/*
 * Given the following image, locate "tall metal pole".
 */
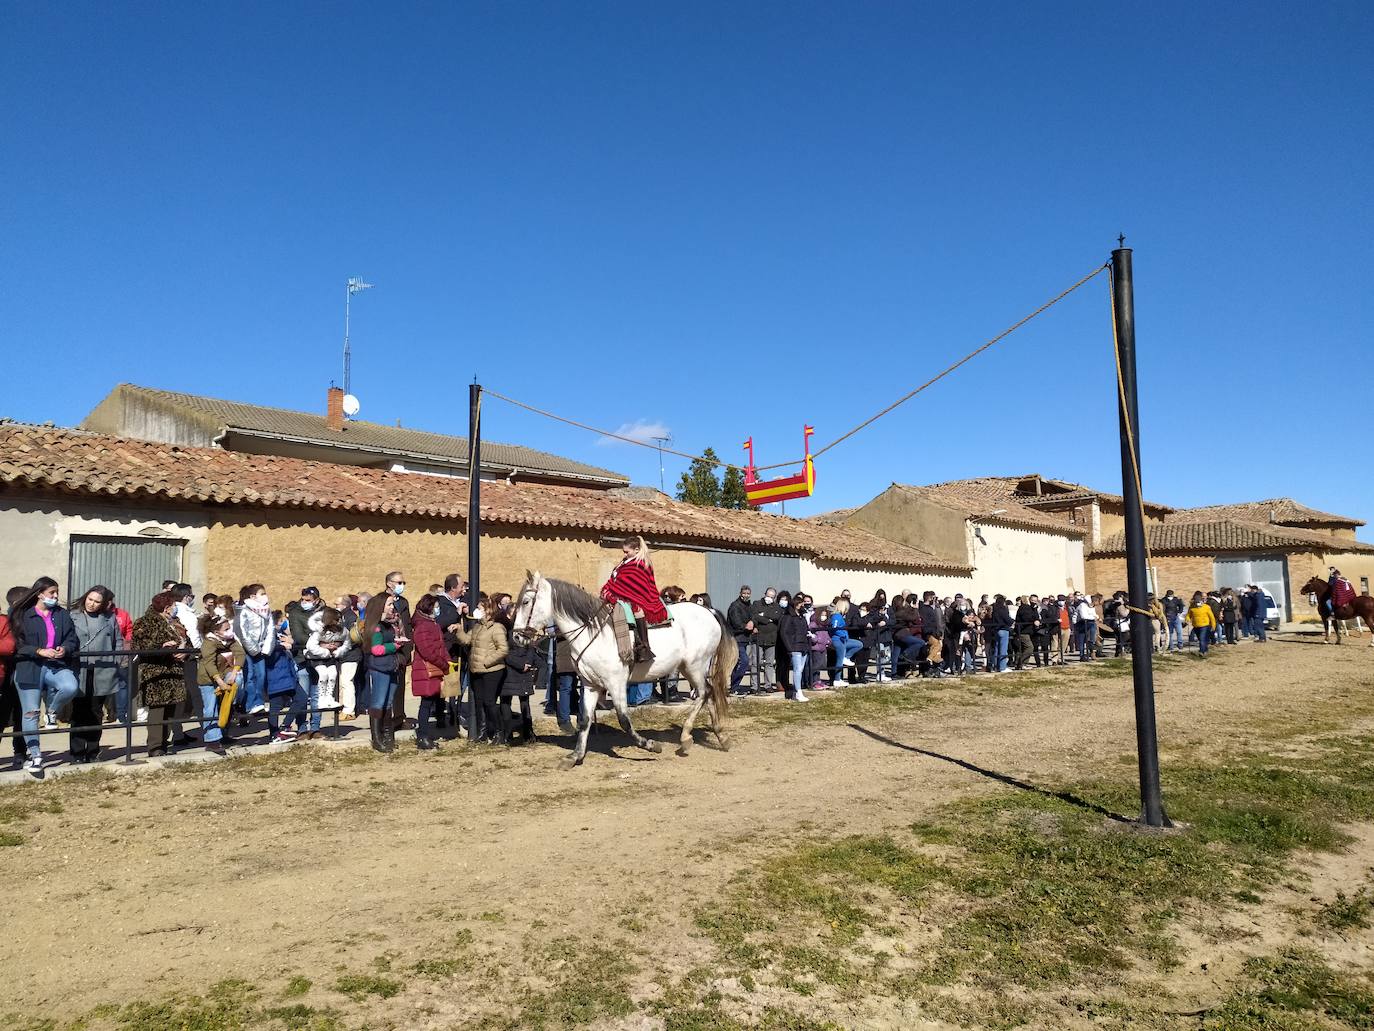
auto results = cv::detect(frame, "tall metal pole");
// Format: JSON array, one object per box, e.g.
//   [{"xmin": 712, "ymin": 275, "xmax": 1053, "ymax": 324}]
[
  {"xmin": 466, "ymin": 381, "xmax": 482, "ymax": 739},
  {"xmin": 1113, "ymin": 242, "xmax": 1169, "ymax": 828},
  {"xmin": 343, "ymin": 283, "xmax": 352, "ymax": 397}
]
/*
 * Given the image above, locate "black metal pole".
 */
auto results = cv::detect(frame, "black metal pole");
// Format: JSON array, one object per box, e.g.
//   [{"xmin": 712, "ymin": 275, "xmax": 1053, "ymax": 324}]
[
  {"xmin": 1113, "ymin": 244, "xmax": 1169, "ymax": 828},
  {"xmin": 466, "ymin": 381, "xmax": 482, "ymax": 740}
]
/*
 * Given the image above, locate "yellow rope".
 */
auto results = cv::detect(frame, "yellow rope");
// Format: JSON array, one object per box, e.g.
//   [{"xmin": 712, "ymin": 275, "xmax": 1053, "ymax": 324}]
[{"xmin": 1108, "ymin": 269, "xmax": 1158, "ymax": 619}]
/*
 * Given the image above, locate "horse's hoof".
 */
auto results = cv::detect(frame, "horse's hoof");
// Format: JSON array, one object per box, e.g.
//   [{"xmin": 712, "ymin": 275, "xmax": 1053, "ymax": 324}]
[
  {"xmin": 559, "ymin": 756, "xmax": 580, "ymax": 771},
  {"xmin": 717, "ymin": 734, "xmax": 732, "ymax": 752},
  {"xmin": 645, "ymin": 740, "xmax": 663, "ymax": 754},
  {"xmin": 676, "ymin": 746, "xmax": 690, "ymax": 758}
]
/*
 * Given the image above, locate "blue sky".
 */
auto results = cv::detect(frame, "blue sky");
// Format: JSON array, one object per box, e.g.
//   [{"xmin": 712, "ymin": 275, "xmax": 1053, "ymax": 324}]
[{"xmin": 4, "ymin": 2, "xmax": 1371, "ymax": 535}]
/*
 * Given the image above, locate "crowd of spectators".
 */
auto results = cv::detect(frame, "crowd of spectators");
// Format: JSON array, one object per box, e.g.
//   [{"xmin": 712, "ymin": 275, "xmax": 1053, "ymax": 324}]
[{"xmin": 0, "ymin": 570, "xmax": 1291, "ymax": 779}]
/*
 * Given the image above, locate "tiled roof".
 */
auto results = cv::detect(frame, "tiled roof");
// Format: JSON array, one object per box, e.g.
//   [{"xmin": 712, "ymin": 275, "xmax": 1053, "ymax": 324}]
[
  {"xmin": 0, "ymin": 424, "xmax": 965, "ymax": 572},
  {"xmin": 86, "ymin": 384, "xmax": 629, "ymax": 486},
  {"xmin": 926, "ymin": 474, "xmax": 1174, "ymax": 513},
  {"xmin": 892, "ymin": 482, "xmax": 1086, "ymax": 537},
  {"xmin": 1094, "ymin": 519, "xmax": 1374, "ymax": 556},
  {"xmin": 1168, "ymin": 498, "xmax": 1364, "ymax": 528}
]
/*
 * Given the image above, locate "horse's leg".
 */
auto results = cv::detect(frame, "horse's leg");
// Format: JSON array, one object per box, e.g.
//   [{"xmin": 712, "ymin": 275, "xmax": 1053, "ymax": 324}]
[
  {"xmin": 560, "ymin": 685, "xmax": 598, "ymax": 771},
  {"xmin": 608, "ymin": 684, "xmax": 661, "ymax": 755},
  {"xmin": 675, "ymin": 666, "xmax": 710, "ymax": 757}
]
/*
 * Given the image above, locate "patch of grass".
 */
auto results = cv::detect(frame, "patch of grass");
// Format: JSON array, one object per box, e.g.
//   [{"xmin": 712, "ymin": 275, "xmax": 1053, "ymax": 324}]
[
  {"xmin": 411, "ymin": 956, "xmax": 462, "ymax": 980},
  {"xmin": 695, "ymin": 731, "xmax": 1374, "ymax": 1021},
  {"xmin": 0, "ymin": 830, "xmax": 24, "ymax": 846},
  {"xmin": 113, "ymin": 979, "xmax": 259, "ymax": 1031},
  {"xmin": 280, "ymin": 975, "xmax": 311, "ymax": 998},
  {"xmin": 332, "ymin": 973, "xmax": 401, "ymax": 1001},
  {"xmin": 1316, "ymin": 887, "xmax": 1374, "ymax": 932},
  {"xmin": 1201, "ymin": 949, "xmax": 1374, "ymax": 1029}
]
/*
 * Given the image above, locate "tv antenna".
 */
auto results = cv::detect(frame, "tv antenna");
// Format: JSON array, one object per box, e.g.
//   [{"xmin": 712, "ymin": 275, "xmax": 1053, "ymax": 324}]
[{"xmin": 343, "ymin": 277, "xmax": 374, "ymax": 399}]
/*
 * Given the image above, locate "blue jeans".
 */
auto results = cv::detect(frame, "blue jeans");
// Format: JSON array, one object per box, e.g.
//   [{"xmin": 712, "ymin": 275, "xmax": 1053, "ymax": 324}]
[
  {"xmin": 115, "ymin": 665, "xmax": 131, "ymax": 723},
  {"xmin": 835, "ymin": 639, "xmax": 862, "ymax": 672},
  {"xmin": 1167, "ymin": 616, "xmax": 1183, "ymax": 651},
  {"xmin": 555, "ymin": 673, "xmax": 578, "ymax": 723},
  {"xmin": 241, "ymin": 655, "xmax": 266, "ymax": 712},
  {"xmin": 19, "ymin": 666, "xmax": 80, "ymax": 757},
  {"xmin": 1197, "ymin": 626, "xmax": 1212, "ymax": 654},
  {"xmin": 367, "ymin": 669, "xmax": 398, "ymax": 711},
  {"xmin": 992, "ymin": 630, "xmax": 1010, "ymax": 672},
  {"xmin": 789, "ymin": 651, "xmax": 807, "ymax": 695},
  {"xmin": 1077, "ymin": 623, "xmax": 1097, "ymax": 661},
  {"xmin": 197, "ymin": 685, "xmax": 223, "ymax": 743},
  {"xmin": 1251, "ymin": 617, "xmax": 1267, "ymax": 641},
  {"xmin": 295, "ymin": 662, "xmax": 321, "ymax": 732},
  {"xmin": 730, "ymin": 637, "xmax": 752, "ymax": 690}
]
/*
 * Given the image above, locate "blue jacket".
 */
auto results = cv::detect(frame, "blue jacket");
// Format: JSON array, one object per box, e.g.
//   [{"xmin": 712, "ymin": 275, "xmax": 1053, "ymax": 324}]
[
  {"xmin": 11, "ymin": 606, "xmax": 79, "ymax": 691},
  {"xmin": 263, "ymin": 647, "xmax": 299, "ymax": 698},
  {"xmin": 828, "ymin": 612, "xmax": 850, "ymax": 643}
]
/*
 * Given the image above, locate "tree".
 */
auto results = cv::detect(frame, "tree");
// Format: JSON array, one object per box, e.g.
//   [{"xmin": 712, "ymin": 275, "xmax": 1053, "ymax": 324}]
[
  {"xmin": 675, "ymin": 447, "xmax": 723, "ymax": 507},
  {"xmin": 720, "ymin": 465, "xmax": 749, "ymax": 510}
]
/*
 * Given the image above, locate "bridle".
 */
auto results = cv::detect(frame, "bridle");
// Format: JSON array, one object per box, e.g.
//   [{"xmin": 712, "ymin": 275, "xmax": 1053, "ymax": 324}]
[{"xmin": 512, "ymin": 577, "xmax": 615, "ymax": 666}]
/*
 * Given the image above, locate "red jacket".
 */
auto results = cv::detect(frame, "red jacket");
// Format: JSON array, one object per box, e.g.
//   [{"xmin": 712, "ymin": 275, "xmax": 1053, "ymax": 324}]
[
  {"xmin": 0, "ymin": 614, "xmax": 14, "ymax": 682},
  {"xmin": 409, "ymin": 615, "xmax": 448, "ymax": 697},
  {"xmin": 601, "ymin": 558, "xmax": 668, "ymax": 624}
]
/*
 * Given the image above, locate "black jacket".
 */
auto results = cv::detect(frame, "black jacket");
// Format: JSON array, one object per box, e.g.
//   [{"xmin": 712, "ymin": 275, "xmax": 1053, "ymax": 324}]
[
  {"xmin": 988, "ymin": 603, "xmax": 1014, "ymax": 632},
  {"xmin": 1014, "ymin": 603, "xmax": 1038, "ymax": 635},
  {"xmin": 918, "ymin": 603, "xmax": 944, "ymax": 638},
  {"xmin": 1037, "ymin": 601, "xmax": 1060, "ymax": 638},
  {"xmin": 1162, "ymin": 594, "xmax": 1186, "ymax": 619},
  {"xmin": 502, "ymin": 638, "xmax": 543, "ymax": 697},
  {"xmin": 946, "ymin": 607, "xmax": 967, "ymax": 637},
  {"xmin": 726, "ymin": 598, "xmax": 755, "ymax": 639},
  {"xmin": 779, "ymin": 611, "xmax": 811, "ymax": 653},
  {"xmin": 893, "ymin": 605, "xmax": 924, "ymax": 643},
  {"xmin": 435, "ymin": 594, "xmax": 463, "ymax": 654},
  {"xmin": 749, "ymin": 600, "xmax": 781, "ymax": 647}
]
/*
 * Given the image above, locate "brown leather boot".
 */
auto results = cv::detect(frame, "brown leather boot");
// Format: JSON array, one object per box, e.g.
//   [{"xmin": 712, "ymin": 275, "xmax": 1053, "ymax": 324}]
[{"xmin": 633, "ymin": 619, "xmax": 654, "ymax": 663}]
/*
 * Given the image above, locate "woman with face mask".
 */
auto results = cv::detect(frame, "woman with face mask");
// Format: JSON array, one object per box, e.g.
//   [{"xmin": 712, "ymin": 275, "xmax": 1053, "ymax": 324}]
[
  {"xmin": 130, "ymin": 590, "xmax": 190, "ymax": 758},
  {"xmin": 778, "ymin": 594, "xmax": 812, "ymax": 702},
  {"xmin": 234, "ymin": 584, "xmax": 275, "ymax": 719},
  {"xmin": 68, "ymin": 585, "xmax": 120, "ymax": 763},
  {"xmin": 9, "ymin": 577, "xmax": 81, "ymax": 776},
  {"xmin": 451, "ymin": 592, "xmax": 511, "ymax": 744}
]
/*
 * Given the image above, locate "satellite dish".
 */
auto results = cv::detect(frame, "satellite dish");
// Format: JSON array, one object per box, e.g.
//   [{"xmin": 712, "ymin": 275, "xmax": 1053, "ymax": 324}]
[{"xmin": 342, "ymin": 394, "xmax": 361, "ymax": 417}]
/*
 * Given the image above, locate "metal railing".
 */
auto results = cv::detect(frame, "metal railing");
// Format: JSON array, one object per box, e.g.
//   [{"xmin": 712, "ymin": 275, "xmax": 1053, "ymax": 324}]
[{"xmin": 16, "ymin": 649, "xmax": 344, "ymax": 768}]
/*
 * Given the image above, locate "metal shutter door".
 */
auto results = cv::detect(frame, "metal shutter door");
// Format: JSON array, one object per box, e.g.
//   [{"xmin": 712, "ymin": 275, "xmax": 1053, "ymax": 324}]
[
  {"xmin": 1213, "ymin": 555, "xmax": 1289, "ymax": 621},
  {"xmin": 68, "ymin": 537, "xmax": 185, "ymax": 612},
  {"xmin": 705, "ymin": 551, "xmax": 801, "ymax": 600}
]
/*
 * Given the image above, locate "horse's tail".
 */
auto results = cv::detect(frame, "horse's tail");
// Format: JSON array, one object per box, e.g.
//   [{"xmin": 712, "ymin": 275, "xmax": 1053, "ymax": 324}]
[{"xmin": 710, "ymin": 612, "xmax": 736, "ymax": 718}]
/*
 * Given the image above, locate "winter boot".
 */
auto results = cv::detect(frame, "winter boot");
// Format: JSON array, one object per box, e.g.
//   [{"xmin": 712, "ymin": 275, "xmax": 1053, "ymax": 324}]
[
  {"xmin": 633, "ymin": 619, "xmax": 655, "ymax": 663},
  {"xmin": 367, "ymin": 710, "xmax": 386, "ymax": 754}
]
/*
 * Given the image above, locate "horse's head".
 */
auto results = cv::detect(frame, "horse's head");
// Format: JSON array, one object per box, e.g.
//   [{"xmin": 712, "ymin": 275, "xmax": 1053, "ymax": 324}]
[
  {"xmin": 512, "ymin": 569, "xmax": 553, "ymax": 637},
  {"xmin": 1298, "ymin": 576, "xmax": 1327, "ymax": 597}
]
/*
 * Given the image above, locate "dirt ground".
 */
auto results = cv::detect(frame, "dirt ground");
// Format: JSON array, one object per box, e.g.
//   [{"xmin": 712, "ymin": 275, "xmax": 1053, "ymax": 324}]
[{"xmin": 4, "ymin": 633, "xmax": 1373, "ymax": 1029}]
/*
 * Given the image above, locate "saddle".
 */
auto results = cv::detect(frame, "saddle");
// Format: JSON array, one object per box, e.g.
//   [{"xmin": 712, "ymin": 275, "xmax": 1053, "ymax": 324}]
[{"xmin": 610, "ymin": 603, "xmax": 671, "ymax": 665}]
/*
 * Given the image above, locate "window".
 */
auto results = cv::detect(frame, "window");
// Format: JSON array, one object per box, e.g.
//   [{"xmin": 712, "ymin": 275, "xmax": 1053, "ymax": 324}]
[{"xmin": 1362, "ymin": 577, "xmax": 1371, "ymax": 595}]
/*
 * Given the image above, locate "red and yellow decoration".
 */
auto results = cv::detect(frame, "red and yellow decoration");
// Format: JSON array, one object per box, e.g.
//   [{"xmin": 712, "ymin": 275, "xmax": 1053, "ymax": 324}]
[{"xmin": 743, "ymin": 426, "xmax": 815, "ymax": 507}]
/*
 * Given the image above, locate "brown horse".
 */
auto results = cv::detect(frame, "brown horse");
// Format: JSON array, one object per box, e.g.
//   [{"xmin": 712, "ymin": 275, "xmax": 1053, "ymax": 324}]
[{"xmin": 1297, "ymin": 577, "xmax": 1374, "ymax": 646}]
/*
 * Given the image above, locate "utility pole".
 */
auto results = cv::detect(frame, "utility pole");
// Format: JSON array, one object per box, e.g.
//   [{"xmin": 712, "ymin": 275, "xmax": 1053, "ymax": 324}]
[
  {"xmin": 466, "ymin": 380, "xmax": 482, "ymax": 740},
  {"xmin": 343, "ymin": 277, "xmax": 373, "ymax": 398},
  {"xmin": 652, "ymin": 434, "xmax": 672, "ymax": 492},
  {"xmin": 1112, "ymin": 240, "xmax": 1170, "ymax": 829}
]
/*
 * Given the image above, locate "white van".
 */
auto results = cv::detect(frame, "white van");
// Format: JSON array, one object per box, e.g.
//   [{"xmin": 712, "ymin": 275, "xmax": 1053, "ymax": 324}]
[{"xmin": 1262, "ymin": 592, "xmax": 1280, "ymax": 630}]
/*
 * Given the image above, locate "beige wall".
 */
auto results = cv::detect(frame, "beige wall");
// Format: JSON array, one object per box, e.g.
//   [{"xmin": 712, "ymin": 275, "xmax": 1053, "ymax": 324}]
[
  {"xmin": 0, "ymin": 492, "xmax": 208, "ymax": 601},
  {"xmin": 1287, "ymin": 549, "xmax": 1374, "ymax": 599},
  {"xmin": 800, "ymin": 559, "xmax": 974, "ymax": 603},
  {"xmin": 844, "ymin": 488, "xmax": 971, "ymax": 565},
  {"xmin": 205, "ymin": 510, "xmax": 706, "ymax": 606},
  {"xmin": 965, "ymin": 524, "xmax": 1084, "ymax": 598}
]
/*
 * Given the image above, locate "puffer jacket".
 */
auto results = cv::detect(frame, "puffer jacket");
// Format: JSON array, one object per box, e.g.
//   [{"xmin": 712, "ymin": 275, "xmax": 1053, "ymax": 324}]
[
  {"xmin": 451, "ymin": 617, "xmax": 509, "ymax": 674},
  {"xmin": 409, "ymin": 614, "xmax": 449, "ymax": 697},
  {"xmin": 236, "ymin": 603, "xmax": 276, "ymax": 659}
]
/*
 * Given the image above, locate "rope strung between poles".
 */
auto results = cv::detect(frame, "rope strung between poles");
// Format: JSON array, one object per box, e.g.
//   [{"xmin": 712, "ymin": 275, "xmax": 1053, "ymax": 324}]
[
  {"xmin": 1108, "ymin": 266, "xmax": 1158, "ymax": 619},
  {"xmin": 485, "ymin": 262, "xmax": 1110, "ymax": 475},
  {"xmin": 760, "ymin": 262, "xmax": 1111, "ymax": 471}
]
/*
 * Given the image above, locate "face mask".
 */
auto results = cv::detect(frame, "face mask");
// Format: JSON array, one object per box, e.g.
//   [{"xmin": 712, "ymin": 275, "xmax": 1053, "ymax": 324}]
[
  {"xmin": 42, "ymin": 597, "xmax": 59, "ymax": 608},
  {"xmin": 220, "ymin": 627, "xmax": 236, "ymax": 641},
  {"xmin": 472, "ymin": 606, "xmax": 485, "ymax": 620},
  {"xmin": 301, "ymin": 601, "xmax": 315, "ymax": 611},
  {"xmin": 391, "ymin": 585, "xmax": 405, "ymax": 597},
  {"xmin": 764, "ymin": 595, "xmax": 775, "ymax": 604}
]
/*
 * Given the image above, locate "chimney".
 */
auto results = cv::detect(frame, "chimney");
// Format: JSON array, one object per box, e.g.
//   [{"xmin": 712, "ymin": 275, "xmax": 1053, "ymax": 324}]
[{"xmin": 326, "ymin": 386, "xmax": 344, "ymax": 431}]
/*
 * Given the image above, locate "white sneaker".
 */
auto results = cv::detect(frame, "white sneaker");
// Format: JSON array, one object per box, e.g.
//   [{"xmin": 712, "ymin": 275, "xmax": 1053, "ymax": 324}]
[
  {"xmin": 248, "ymin": 704, "xmax": 268, "ymax": 715},
  {"xmin": 793, "ymin": 690, "xmax": 809, "ymax": 702},
  {"xmin": 44, "ymin": 713, "xmax": 57, "ymax": 729},
  {"xmin": 878, "ymin": 674, "xmax": 892, "ymax": 683},
  {"xmin": 842, "ymin": 658, "xmax": 856, "ymax": 667},
  {"xmin": 136, "ymin": 707, "xmax": 149, "ymax": 723},
  {"xmin": 25, "ymin": 755, "xmax": 43, "ymax": 777}
]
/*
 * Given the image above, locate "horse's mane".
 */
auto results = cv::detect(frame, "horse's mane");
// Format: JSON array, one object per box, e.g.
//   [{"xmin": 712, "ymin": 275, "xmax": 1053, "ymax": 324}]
[{"xmin": 547, "ymin": 578, "xmax": 605, "ymax": 625}]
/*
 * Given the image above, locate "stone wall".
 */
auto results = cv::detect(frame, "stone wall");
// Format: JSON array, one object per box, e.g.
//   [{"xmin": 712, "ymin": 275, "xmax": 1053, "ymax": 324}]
[{"xmin": 205, "ymin": 510, "xmax": 706, "ymax": 604}]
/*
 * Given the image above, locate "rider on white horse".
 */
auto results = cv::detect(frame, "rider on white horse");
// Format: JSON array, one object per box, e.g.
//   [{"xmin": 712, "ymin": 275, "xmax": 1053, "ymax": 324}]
[{"xmin": 600, "ymin": 536, "xmax": 666, "ymax": 662}]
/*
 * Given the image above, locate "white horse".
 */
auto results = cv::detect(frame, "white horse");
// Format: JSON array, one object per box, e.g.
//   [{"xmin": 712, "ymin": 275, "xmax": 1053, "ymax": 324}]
[{"xmin": 512, "ymin": 571, "xmax": 736, "ymax": 770}]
